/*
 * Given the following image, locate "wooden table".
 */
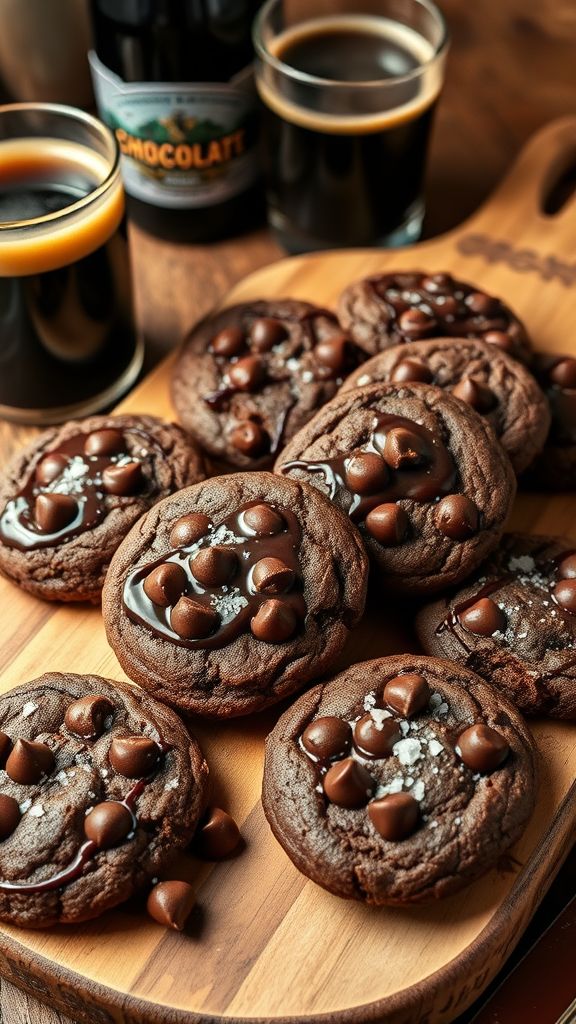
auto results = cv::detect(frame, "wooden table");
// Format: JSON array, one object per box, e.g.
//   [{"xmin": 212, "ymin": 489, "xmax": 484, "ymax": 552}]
[{"xmin": 1, "ymin": 0, "xmax": 575, "ymax": 1019}]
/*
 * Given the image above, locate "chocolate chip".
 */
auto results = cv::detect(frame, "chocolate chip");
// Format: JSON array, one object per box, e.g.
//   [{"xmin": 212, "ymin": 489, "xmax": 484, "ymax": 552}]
[
  {"xmin": 196, "ymin": 806, "xmax": 241, "ymax": 859},
  {"xmin": 368, "ymin": 792, "xmax": 419, "ymax": 841},
  {"xmin": 169, "ymin": 513, "xmax": 211, "ymax": 548},
  {"xmin": 229, "ymin": 420, "xmax": 269, "ymax": 456},
  {"xmin": 456, "ymin": 723, "xmax": 509, "ymax": 773},
  {"xmin": 250, "ymin": 599, "xmax": 298, "ymax": 643},
  {"xmin": 64, "ymin": 695, "xmax": 114, "ymax": 739},
  {"xmin": 301, "ymin": 717, "xmax": 351, "ymax": 761},
  {"xmin": 365, "ymin": 503, "xmax": 408, "ymax": 545},
  {"xmin": 549, "ymin": 358, "xmax": 576, "ymax": 389},
  {"xmin": 34, "ymin": 493, "xmax": 77, "ymax": 533},
  {"xmin": 434, "ymin": 494, "xmax": 479, "ymax": 540},
  {"xmin": 109, "ymin": 736, "xmax": 161, "ymax": 778},
  {"xmin": 5, "ymin": 739, "xmax": 54, "ymax": 784},
  {"xmin": 102, "ymin": 461, "xmax": 144, "ymax": 496},
  {"xmin": 390, "ymin": 358, "xmax": 433, "ymax": 384},
  {"xmin": 345, "ymin": 452, "xmax": 388, "ymax": 495},
  {"xmin": 435, "ymin": 295, "xmax": 459, "ymax": 317},
  {"xmin": 249, "ymin": 317, "xmax": 287, "ymax": 352},
  {"xmin": 465, "ymin": 291, "xmax": 499, "ymax": 316},
  {"xmin": 398, "ymin": 308, "xmax": 436, "ymax": 337},
  {"xmin": 314, "ymin": 334, "xmax": 349, "ymax": 373},
  {"xmin": 84, "ymin": 429, "xmax": 125, "ymax": 457},
  {"xmin": 241, "ymin": 503, "xmax": 285, "ymax": 536},
  {"xmin": 84, "ymin": 801, "xmax": 133, "ymax": 848},
  {"xmin": 227, "ymin": 355, "xmax": 265, "ymax": 392},
  {"xmin": 143, "ymin": 563, "xmax": 187, "ymax": 607},
  {"xmin": 323, "ymin": 758, "xmax": 374, "ymax": 808},
  {"xmin": 0, "ymin": 731, "xmax": 12, "ymax": 766},
  {"xmin": 558, "ymin": 553, "xmax": 576, "ymax": 579},
  {"xmin": 35, "ymin": 453, "xmax": 69, "ymax": 486},
  {"xmin": 484, "ymin": 330, "xmax": 513, "ymax": 351},
  {"xmin": 451, "ymin": 377, "xmax": 495, "ymax": 413},
  {"xmin": 353, "ymin": 714, "xmax": 401, "ymax": 759},
  {"xmin": 252, "ymin": 557, "xmax": 295, "ymax": 594},
  {"xmin": 382, "ymin": 427, "xmax": 428, "ymax": 470},
  {"xmin": 190, "ymin": 546, "xmax": 237, "ymax": 587},
  {"xmin": 383, "ymin": 674, "xmax": 430, "ymax": 718},
  {"xmin": 552, "ymin": 578, "xmax": 576, "ymax": 614},
  {"xmin": 211, "ymin": 326, "xmax": 245, "ymax": 358},
  {"xmin": 147, "ymin": 880, "xmax": 195, "ymax": 931},
  {"xmin": 0, "ymin": 794, "xmax": 21, "ymax": 840},
  {"xmin": 171, "ymin": 597, "xmax": 219, "ymax": 639},
  {"xmin": 459, "ymin": 597, "xmax": 506, "ymax": 636}
]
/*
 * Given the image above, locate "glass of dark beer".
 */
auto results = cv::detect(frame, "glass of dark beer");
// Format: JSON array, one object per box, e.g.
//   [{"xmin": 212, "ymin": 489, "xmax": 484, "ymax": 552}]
[
  {"xmin": 254, "ymin": 0, "xmax": 448, "ymax": 253},
  {"xmin": 0, "ymin": 103, "xmax": 142, "ymax": 424}
]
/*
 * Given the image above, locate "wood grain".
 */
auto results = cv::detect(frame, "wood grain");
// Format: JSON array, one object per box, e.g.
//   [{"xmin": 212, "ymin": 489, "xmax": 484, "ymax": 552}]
[{"xmin": 0, "ymin": 118, "xmax": 574, "ymax": 1024}]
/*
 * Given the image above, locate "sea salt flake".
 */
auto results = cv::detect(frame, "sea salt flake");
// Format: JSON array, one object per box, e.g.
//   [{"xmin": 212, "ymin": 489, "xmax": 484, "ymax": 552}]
[
  {"xmin": 369, "ymin": 708, "xmax": 392, "ymax": 729},
  {"xmin": 375, "ymin": 776, "xmax": 404, "ymax": 797},
  {"xmin": 356, "ymin": 374, "xmax": 372, "ymax": 386},
  {"xmin": 363, "ymin": 693, "xmax": 377, "ymax": 710},
  {"xmin": 399, "ymin": 721, "xmax": 410, "ymax": 736},
  {"xmin": 429, "ymin": 820, "xmax": 438, "ymax": 829},
  {"xmin": 29, "ymin": 804, "xmax": 45, "ymax": 817},
  {"xmin": 432, "ymin": 766, "xmax": 439, "ymax": 775},
  {"xmin": 412, "ymin": 780, "xmax": 426, "ymax": 801},
  {"xmin": 393, "ymin": 737, "xmax": 422, "ymax": 766},
  {"xmin": 435, "ymin": 702, "xmax": 449, "ymax": 716},
  {"xmin": 429, "ymin": 693, "xmax": 443, "ymax": 709},
  {"xmin": 454, "ymin": 816, "xmax": 462, "ymax": 825},
  {"xmin": 428, "ymin": 739, "xmax": 444, "ymax": 756},
  {"xmin": 19, "ymin": 799, "xmax": 32, "ymax": 813},
  {"xmin": 56, "ymin": 771, "xmax": 69, "ymax": 786},
  {"xmin": 164, "ymin": 777, "xmax": 179, "ymax": 791},
  {"xmin": 211, "ymin": 589, "xmax": 248, "ymax": 619},
  {"xmin": 21, "ymin": 701, "xmax": 38, "ymax": 717},
  {"xmin": 286, "ymin": 358, "xmax": 299, "ymax": 371},
  {"xmin": 508, "ymin": 555, "xmax": 535, "ymax": 573},
  {"xmin": 405, "ymin": 776, "xmax": 415, "ymax": 787}
]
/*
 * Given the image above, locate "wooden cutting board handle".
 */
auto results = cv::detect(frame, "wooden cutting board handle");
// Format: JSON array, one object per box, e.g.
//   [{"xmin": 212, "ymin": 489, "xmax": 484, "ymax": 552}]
[{"xmin": 459, "ymin": 115, "xmax": 576, "ymax": 253}]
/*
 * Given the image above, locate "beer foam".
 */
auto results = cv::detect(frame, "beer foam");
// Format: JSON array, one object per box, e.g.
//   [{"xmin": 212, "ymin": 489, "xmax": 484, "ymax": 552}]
[{"xmin": 259, "ymin": 15, "xmax": 444, "ymax": 135}]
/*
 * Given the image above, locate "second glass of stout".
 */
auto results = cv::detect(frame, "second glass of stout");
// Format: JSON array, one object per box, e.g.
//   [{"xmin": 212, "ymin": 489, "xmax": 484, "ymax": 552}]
[
  {"xmin": 0, "ymin": 103, "xmax": 141, "ymax": 424},
  {"xmin": 254, "ymin": 0, "xmax": 448, "ymax": 253}
]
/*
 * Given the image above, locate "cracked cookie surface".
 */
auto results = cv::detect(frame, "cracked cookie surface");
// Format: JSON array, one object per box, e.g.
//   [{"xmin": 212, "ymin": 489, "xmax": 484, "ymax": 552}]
[
  {"xmin": 337, "ymin": 271, "xmax": 531, "ymax": 360},
  {"xmin": 102, "ymin": 472, "xmax": 368, "ymax": 718},
  {"xmin": 276, "ymin": 382, "xmax": 516, "ymax": 595},
  {"xmin": 341, "ymin": 337, "xmax": 549, "ymax": 475},
  {"xmin": 0, "ymin": 415, "xmax": 205, "ymax": 603},
  {"xmin": 416, "ymin": 533, "xmax": 576, "ymax": 719},
  {"xmin": 262, "ymin": 655, "xmax": 537, "ymax": 905},
  {"xmin": 0, "ymin": 672, "xmax": 208, "ymax": 928},
  {"xmin": 171, "ymin": 299, "xmax": 363, "ymax": 469}
]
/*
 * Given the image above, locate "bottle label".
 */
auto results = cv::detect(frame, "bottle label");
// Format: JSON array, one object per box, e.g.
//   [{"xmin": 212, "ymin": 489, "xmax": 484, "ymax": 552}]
[{"xmin": 89, "ymin": 51, "xmax": 259, "ymax": 209}]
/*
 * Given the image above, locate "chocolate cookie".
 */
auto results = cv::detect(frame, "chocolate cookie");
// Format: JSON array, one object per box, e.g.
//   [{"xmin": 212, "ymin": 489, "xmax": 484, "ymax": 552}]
[
  {"xmin": 0, "ymin": 672, "xmax": 208, "ymax": 928},
  {"xmin": 102, "ymin": 472, "xmax": 368, "ymax": 717},
  {"xmin": 341, "ymin": 338, "xmax": 549, "ymax": 475},
  {"xmin": 262, "ymin": 655, "xmax": 537, "ymax": 905},
  {"xmin": 171, "ymin": 300, "xmax": 363, "ymax": 468},
  {"xmin": 0, "ymin": 414, "xmax": 205, "ymax": 603},
  {"xmin": 275, "ymin": 382, "xmax": 516, "ymax": 595},
  {"xmin": 416, "ymin": 533, "xmax": 576, "ymax": 719},
  {"xmin": 525, "ymin": 354, "xmax": 576, "ymax": 489},
  {"xmin": 337, "ymin": 271, "xmax": 531, "ymax": 361}
]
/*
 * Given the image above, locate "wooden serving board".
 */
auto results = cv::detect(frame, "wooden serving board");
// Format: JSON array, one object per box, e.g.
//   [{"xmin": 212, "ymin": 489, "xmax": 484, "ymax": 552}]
[{"xmin": 0, "ymin": 118, "xmax": 575, "ymax": 1024}]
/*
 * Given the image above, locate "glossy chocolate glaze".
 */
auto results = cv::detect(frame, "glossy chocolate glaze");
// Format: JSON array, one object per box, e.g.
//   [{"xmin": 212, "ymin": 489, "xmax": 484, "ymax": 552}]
[
  {"xmin": 282, "ymin": 414, "xmax": 456, "ymax": 522},
  {"xmin": 0, "ymin": 739, "xmax": 170, "ymax": 895},
  {"xmin": 122, "ymin": 501, "xmax": 306, "ymax": 650},
  {"xmin": 0, "ymin": 428, "xmax": 153, "ymax": 551}
]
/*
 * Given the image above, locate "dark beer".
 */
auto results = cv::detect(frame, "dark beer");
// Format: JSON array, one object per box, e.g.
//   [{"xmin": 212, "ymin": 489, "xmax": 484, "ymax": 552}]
[
  {"xmin": 255, "ymin": 12, "xmax": 446, "ymax": 252},
  {"xmin": 0, "ymin": 132, "xmax": 138, "ymax": 423}
]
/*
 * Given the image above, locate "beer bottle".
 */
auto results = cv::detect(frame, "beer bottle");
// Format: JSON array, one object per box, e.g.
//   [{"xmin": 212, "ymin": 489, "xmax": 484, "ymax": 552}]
[{"xmin": 89, "ymin": 0, "xmax": 263, "ymax": 243}]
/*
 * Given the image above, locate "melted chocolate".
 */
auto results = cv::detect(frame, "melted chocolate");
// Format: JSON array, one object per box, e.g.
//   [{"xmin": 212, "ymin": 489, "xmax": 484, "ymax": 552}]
[
  {"xmin": 282, "ymin": 414, "xmax": 456, "ymax": 522},
  {"xmin": 437, "ymin": 549, "xmax": 576, "ymax": 657},
  {"xmin": 0, "ymin": 739, "xmax": 170, "ymax": 895},
  {"xmin": 0, "ymin": 428, "xmax": 154, "ymax": 551},
  {"xmin": 122, "ymin": 501, "xmax": 306, "ymax": 650}
]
